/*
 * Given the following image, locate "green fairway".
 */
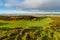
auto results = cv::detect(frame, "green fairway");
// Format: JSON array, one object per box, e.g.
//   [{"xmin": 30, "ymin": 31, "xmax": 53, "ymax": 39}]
[{"xmin": 0, "ymin": 18, "xmax": 52, "ymax": 29}]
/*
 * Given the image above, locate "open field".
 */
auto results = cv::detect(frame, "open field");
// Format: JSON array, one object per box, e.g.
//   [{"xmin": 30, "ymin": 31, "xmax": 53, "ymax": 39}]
[
  {"xmin": 0, "ymin": 18, "xmax": 52, "ymax": 29},
  {"xmin": 0, "ymin": 15, "xmax": 60, "ymax": 40}
]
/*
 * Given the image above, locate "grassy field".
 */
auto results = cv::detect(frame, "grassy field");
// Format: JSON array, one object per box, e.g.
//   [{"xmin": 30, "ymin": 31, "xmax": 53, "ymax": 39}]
[
  {"xmin": 0, "ymin": 17, "xmax": 53, "ymax": 29},
  {"xmin": 0, "ymin": 15, "xmax": 60, "ymax": 40}
]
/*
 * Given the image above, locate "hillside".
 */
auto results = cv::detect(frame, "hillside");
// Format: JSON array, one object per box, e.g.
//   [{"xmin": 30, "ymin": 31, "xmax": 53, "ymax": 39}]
[{"xmin": 0, "ymin": 15, "xmax": 60, "ymax": 40}]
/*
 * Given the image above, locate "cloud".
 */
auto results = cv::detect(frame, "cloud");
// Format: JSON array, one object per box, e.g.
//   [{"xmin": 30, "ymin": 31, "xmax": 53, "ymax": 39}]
[
  {"xmin": 20, "ymin": 0, "xmax": 49, "ymax": 8},
  {"xmin": 2, "ymin": 0, "xmax": 60, "ymax": 12}
]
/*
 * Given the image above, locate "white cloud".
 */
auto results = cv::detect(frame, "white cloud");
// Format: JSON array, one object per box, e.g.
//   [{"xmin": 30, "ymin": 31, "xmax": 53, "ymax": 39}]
[
  {"xmin": 21, "ymin": 0, "xmax": 50, "ymax": 8},
  {"xmin": 5, "ymin": 3, "xmax": 13, "ymax": 7},
  {"xmin": 4, "ymin": 0, "xmax": 48, "ymax": 8},
  {"xmin": 3, "ymin": 0, "xmax": 60, "ymax": 12}
]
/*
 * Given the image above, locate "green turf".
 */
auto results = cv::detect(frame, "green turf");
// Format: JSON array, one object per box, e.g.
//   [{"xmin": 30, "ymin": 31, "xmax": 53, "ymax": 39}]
[{"xmin": 0, "ymin": 18, "xmax": 52, "ymax": 29}]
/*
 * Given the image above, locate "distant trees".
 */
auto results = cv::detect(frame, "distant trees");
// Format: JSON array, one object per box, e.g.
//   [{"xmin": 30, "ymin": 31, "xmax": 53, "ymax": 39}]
[{"xmin": 0, "ymin": 16, "xmax": 46, "ymax": 21}]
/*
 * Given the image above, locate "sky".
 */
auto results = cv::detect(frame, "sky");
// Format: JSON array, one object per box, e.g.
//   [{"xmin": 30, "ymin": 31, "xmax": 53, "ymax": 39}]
[{"xmin": 0, "ymin": 0, "xmax": 60, "ymax": 14}]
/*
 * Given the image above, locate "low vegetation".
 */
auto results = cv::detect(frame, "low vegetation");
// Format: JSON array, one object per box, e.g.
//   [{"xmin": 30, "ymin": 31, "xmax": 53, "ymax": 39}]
[{"xmin": 0, "ymin": 16, "xmax": 60, "ymax": 40}]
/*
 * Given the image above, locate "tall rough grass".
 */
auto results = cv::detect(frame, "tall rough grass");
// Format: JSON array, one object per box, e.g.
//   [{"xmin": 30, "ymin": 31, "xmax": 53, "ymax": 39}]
[{"xmin": 0, "ymin": 26, "xmax": 60, "ymax": 40}]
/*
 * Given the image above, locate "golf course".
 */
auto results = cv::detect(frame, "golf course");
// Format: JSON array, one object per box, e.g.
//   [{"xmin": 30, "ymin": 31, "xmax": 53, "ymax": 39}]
[{"xmin": 0, "ymin": 15, "xmax": 60, "ymax": 40}]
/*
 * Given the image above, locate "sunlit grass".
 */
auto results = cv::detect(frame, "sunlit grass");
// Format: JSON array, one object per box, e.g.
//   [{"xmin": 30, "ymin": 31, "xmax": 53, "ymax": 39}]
[{"xmin": 0, "ymin": 18, "xmax": 52, "ymax": 29}]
